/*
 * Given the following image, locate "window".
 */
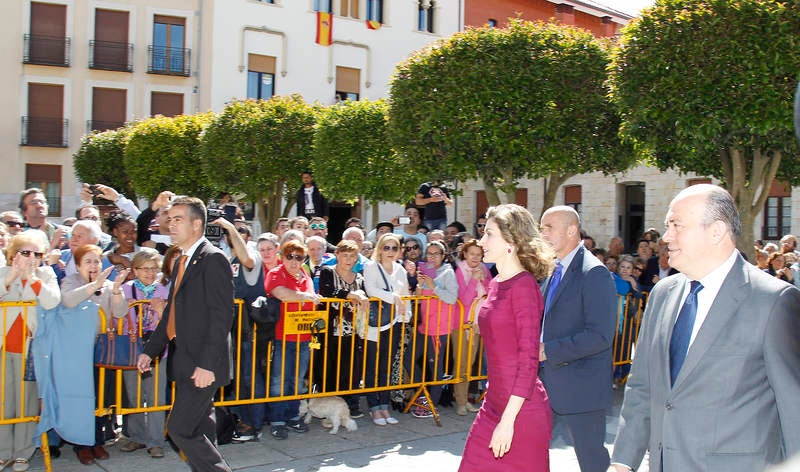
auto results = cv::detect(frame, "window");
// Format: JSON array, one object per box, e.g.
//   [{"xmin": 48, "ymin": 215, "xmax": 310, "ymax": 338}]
[
  {"xmin": 335, "ymin": 66, "xmax": 360, "ymax": 102},
  {"xmin": 564, "ymin": 185, "xmax": 582, "ymax": 214},
  {"xmin": 91, "ymin": 9, "xmax": 132, "ymax": 72},
  {"xmin": 25, "ymin": 2, "xmax": 70, "ymax": 66},
  {"xmin": 90, "ymin": 88, "xmax": 126, "ymax": 132},
  {"xmin": 149, "ymin": 15, "xmax": 189, "ymax": 76},
  {"xmin": 338, "ymin": 0, "xmax": 359, "ymax": 18},
  {"xmin": 26, "ymin": 164, "xmax": 61, "ymax": 215},
  {"xmin": 151, "ymin": 92, "xmax": 183, "ymax": 117},
  {"xmin": 763, "ymin": 180, "xmax": 792, "ymax": 240},
  {"xmin": 417, "ymin": 0, "xmax": 434, "ymax": 33},
  {"xmin": 23, "ymin": 83, "xmax": 67, "ymax": 147},
  {"xmin": 247, "ymin": 54, "xmax": 276, "ymax": 100},
  {"xmin": 366, "ymin": 0, "xmax": 383, "ymax": 24},
  {"xmin": 315, "ymin": 0, "xmax": 332, "ymax": 13},
  {"xmin": 476, "ymin": 189, "xmax": 528, "ymax": 218}
]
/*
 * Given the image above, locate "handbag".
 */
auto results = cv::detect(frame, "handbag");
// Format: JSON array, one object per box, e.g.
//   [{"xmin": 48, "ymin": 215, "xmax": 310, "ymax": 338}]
[
  {"xmin": 94, "ymin": 327, "xmax": 143, "ymax": 370},
  {"xmin": 368, "ymin": 265, "xmax": 394, "ymax": 328},
  {"xmin": 250, "ymin": 296, "xmax": 281, "ymax": 340}
]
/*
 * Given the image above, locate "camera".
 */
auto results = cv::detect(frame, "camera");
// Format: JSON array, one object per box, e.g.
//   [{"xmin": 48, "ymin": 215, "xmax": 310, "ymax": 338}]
[
  {"xmin": 398, "ymin": 216, "xmax": 411, "ymax": 225},
  {"xmin": 205, "ymin": 208, "xmax": 225, "ymax": 243},
  {"xmin": 90, "ymin": 184, "xmax": 113, "ymax": 206}
]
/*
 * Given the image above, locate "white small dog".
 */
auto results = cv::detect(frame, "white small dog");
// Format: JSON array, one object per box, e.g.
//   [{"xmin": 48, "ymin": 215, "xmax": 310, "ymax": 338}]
[{"xmin": 299, "ymin": 397, "xmax": 358, "ymax": 434}]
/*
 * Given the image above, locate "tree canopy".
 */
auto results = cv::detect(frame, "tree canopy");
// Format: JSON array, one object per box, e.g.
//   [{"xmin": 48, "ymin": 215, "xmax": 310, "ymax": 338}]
[
  {"xmin": 123, "ymin": 113, "xmax": 216, "ymax": 201},
  {"xmin": 609, "ymin": 0, "xmax": 800, "ymax": 254},
  {"xmin": 199, "ymin": 96, "xmax": 317, "ymax": 228},
  {"xmin": 389, "ymin": 19, "xmax": 634, "ymax": 210},
  {"xmin": 312, "ymin": 99, "xmax": 417, "ymax": 226},
  {"xmin": 73, "ymin": 127, "xmax": 136, "ymax": 198}
]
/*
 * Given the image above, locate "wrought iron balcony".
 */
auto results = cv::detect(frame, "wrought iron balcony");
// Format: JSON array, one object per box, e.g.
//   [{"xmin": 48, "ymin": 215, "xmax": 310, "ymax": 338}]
[
  {"xmin": 23, "ymin": 34, "xmax": 70, "ymax": 67},
  {"xmin": 89, "ymin": 40, "xmax": 133, "ymax": 72},
  {"xmin": 86, "ymin": 120, "xmax": 126, "ymax": 133},
  {"xmin": 21, "ymin": 116, "xmax": 69, "ymax": 147},
  {"xmin": 147, "ymin": 45, "xmax": 191, "ymax": 76}
]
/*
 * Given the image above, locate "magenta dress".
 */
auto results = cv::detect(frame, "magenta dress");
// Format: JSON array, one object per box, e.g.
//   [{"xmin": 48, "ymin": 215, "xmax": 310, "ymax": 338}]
[{"xmin": 459, "ymin": 271, "xmax": 552, "ymax": 471}]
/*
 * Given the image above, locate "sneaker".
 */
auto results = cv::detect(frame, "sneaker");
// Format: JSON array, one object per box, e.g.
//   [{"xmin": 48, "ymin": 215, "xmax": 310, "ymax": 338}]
[
  {"xmin": 286, "ymin": 419, "xmax": 309, "ymax": 433},
  {"xmin": 456, "ymin": 405, "xmax": 468, "ymax": 416},
  {"xmin": 270, "ymin": 425, "xmax": 288, "ymax": 440},
  {"xmin": 118, "ymin": 439, "xmax": 146, "ymax": 452},
  {"xmin": 147, "ymin": 447, "xmax": 165, "ymax": 459},
  {"xmin": 465, "ymin": 402, "xmax": 480, "ymax": 413},
  {"xmin": 12, "ymin": 458, "xmax": 29, "ymax": 472},
  {"xmin": 348, "ymin": 407, "xmax": 364, "ymax": 419},
  {"xmin": 412, "ymin": 406, "xmax": 434, "ymax": 418},
  {"xmin": 232, "ymin": 422, "xmax": 256, "ymax": 443}
]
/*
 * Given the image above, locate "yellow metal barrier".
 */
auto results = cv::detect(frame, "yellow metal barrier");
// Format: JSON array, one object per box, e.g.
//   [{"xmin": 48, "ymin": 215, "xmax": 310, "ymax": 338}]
[{"xmin": 612, "ymin": 292, "xmax": 646, "ymax": 385}]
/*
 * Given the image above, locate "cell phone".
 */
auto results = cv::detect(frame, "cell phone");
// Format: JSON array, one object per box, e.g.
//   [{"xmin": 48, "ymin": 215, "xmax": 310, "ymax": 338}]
[{"xmin": 398, "ymin": 216, "xmax": 411, "ymax": 225}]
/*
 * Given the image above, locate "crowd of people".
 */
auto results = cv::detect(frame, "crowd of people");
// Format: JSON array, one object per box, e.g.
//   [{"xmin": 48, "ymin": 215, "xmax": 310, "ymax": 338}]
[{"xmin": 0, "ymin": 180, "xmax": 798, "ymax": 472}]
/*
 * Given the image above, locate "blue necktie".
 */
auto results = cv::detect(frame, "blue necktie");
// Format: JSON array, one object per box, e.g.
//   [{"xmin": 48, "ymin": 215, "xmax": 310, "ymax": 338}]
[
  {"xmin": 669, "ymin": 280, "xmax": 703, "ymax": 386},
  {"xmin": 545, "ymin": 261, "xmax": 563, "ymax": 311}
]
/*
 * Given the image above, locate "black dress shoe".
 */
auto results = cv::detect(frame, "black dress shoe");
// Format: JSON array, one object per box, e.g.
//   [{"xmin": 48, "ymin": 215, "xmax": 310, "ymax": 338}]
[{"xmin": 45, "ymin": 446, "xmax": 61, "ymax": 458}]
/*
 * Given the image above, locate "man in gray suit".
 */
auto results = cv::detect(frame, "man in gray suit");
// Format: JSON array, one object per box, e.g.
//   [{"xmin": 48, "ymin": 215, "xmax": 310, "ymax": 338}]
[{"xmin": 610, "ymin": 184, "xmax": 800, "ymax": 472}]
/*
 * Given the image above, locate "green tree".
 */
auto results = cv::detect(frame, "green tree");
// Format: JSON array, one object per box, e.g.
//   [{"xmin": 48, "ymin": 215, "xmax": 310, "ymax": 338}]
[
  {"xmin": 609, "ymin": 0, "xmax": 800, "ymax": 257},
  {"xmin": 313, "ymin": 99, "xmax": 417, "ymax": 228},
  {"xmin": 123, "ymin": 113, "xmax": 217, "ymax": 201},
  {"xmin": 389, "ymin": 19, "xmax": 634, "ymax": 211},
  {"xmin": 199, "ymin": 96, "xmax": 317, "ymax": 230},
  {"xmin": 73, "ymin": 127, "xmax": 136, "ymax": 198}
]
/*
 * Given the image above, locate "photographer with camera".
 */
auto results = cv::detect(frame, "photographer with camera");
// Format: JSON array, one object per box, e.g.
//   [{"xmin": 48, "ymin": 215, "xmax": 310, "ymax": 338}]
[
  {"xmin": 136, "ymin": 191, "xmax": 175, "ymax": 255},
  {"xmin": 80, "ymin": 183, "xmax": 141, "ymax": 220}
]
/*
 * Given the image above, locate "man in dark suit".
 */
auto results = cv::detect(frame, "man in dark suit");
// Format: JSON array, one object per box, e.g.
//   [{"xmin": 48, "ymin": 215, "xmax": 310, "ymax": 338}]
[
  {"xmin": 539, "ymin": 206, "xmax": 617, "ymax": 472},
  {"xmin": 610, "ymin": 185, "xmax": 800, "ymax": 472},
  {"xmin": 137, "ymin": 196, "xmax": 233, "ymax": 472},
  {"xmin": 295, "ymin": 171, "xmax": 329, "ymax": 220}
]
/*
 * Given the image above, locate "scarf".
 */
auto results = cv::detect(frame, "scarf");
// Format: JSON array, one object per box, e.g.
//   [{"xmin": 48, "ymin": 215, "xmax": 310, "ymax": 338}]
[{"xmin": 133, "ymin": 279, "xmax": 158, "ymax": 299}]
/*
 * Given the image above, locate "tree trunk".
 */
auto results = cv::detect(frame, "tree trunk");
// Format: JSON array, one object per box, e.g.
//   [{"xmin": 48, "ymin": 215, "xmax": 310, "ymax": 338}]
[
  {"xmin": 370, "ymin": 201, "xmax": 380, "ymax": 228},
  {"xmin": 541, "ymin": 172, "xmax": 574, "ymax": 216},
  {"xmin": 719, "ymin": 147, "xmax": 781, "ymax": 262},
  {"xmin": 256, "ymin": 196, "xmax": 270, "ymax": 234},
  {"xmin": 483, "ymin": 177, "xmax": 502, "ymax": 206}
]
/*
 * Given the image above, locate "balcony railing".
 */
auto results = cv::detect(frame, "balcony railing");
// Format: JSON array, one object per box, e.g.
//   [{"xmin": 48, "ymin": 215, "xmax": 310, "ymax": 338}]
[
  {"xmin": 86, "ymin": 120, "xmax": 126, "ymax": 133},
  {"xmin": 23, "ymin": 34, "xmax": 71, "ymax": 67},
  {"xmin": 21, "ymin": 116, "xmax": 69, "ymax": 147},
  {"xmin": 147, "ymin": 45, "xmax": 191, "ymax": 76},
  {"xmin": 89, "ymin": 40, "xmax": 133, "ymax": 72}
]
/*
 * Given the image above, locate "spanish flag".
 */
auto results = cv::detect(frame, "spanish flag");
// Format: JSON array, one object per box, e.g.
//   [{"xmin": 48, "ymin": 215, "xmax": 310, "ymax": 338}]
[
  {"xmin": 366, "ymin": 19, "xmax": 381, "ymax": 30},
  {"xmin": 316, "ymin": 11, "xmax": 332, "ymax": 46}
]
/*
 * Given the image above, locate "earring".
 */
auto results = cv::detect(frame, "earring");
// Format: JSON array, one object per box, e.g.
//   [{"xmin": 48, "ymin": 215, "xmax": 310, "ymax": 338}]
[{"xmin": 507, "ymin": 247, "xmax": 513, "ymax": 254}]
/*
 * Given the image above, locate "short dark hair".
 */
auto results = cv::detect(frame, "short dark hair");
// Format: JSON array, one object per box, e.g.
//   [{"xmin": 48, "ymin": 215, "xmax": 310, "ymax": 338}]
[
  {"xmin": 172, "ymin": 196, "xmax": 206, "ymax": 226},
  {"xmin": 76, "ymin": 204, "xmax": 99, "ymax": 219},
  {"xmin": 19, "ymin": 188, "xmax": 44, "ymax": 212}
]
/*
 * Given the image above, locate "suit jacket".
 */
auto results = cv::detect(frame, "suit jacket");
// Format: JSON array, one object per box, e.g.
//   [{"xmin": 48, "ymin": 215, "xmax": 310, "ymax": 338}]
[
  {"xmin": 143, "ymin": 240, "xmax": 234, "ymax": 388},
  {"xmin": 295, "ymin": 183, "xmax": 329, "ymax": 218},
  {"xmin": 612, "ymin": 254, "xmax": 800, "ymax": 471},
  {"xmin": 539, "ymin": 244, "xmax": 617, "ymax": 414}
]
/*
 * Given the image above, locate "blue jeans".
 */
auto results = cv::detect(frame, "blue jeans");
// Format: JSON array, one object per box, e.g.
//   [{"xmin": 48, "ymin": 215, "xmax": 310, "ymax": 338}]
[
  {"xmin": 424, "ymin": 218, "xmax": 448, "ymax": 231},
  {"xmin": 364, "ymin": 328, "xmax": 400, "ymax": 410},
  {"xmin": 269, "ymin": 340, "xmax": 309, "ymax": 425},
  {"xmin": 233, "ymin": 337, "xmax": 267, "ymax": 430}
]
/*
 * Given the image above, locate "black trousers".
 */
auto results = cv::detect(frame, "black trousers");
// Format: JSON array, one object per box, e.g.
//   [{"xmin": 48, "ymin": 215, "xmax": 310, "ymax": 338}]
[{"xmin": 168, "ymin": 379, "xmax": 231, "ymax": 472}]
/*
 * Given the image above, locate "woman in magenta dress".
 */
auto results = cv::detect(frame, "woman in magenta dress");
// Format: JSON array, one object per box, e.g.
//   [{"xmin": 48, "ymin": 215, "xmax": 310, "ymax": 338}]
[{"xmin": 459, "ymin": 204, "xmax": 554, "ymax": 471}]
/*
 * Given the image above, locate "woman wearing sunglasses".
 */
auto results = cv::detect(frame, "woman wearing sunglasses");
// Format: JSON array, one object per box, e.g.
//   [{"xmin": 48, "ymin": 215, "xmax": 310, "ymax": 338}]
[
  {"xmin": 0, "ymin": 231, "xmax": 60, "ymax": 471},
  {"xmin": 264, "ymin": 240, "xmax": 321, "ymax": 440},
  {"xmin": 363, "ymin": 233, "xmax": 409, "ymax": 425}
]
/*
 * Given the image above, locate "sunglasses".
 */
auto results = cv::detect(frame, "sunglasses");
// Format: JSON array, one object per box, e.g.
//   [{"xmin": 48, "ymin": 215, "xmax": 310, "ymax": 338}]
[
  {"xmin": 404, "ymin": 245, "xmax": 420, "ymax": 251},
  {"xmin": 634, "ymin": 267, "xmax": 645, "ymax": 271},
  {"xmin": 18, "ymin": 249, "xmax": 44, "ymax": 258},
  {"xmin": 5, "ymin": 221, "xmax": 24, "ymax": 228},
  {"xmin": 310, "ymin": 223, "xmax": 327, "ymax": 230},
  {"xmin": 383, "ymin": 245, "xmax": 399, "ymax": 252},
  {"xmin": 237, "ymin": 227, "xmax": 248, "ymax": 234},
  {"xmin": 476, "ymin": 223, "xmax": 486, "ymax": 228},
  {"xmin": 284, "ymin": 253, "xmax": 305, "ymax": 262}
]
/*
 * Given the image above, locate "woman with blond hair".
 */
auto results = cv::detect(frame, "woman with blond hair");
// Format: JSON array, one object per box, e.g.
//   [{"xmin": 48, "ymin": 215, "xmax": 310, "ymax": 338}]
[
  {"xmin": 459, "ymin": 204, "xmax": 553, "ymax": 471},
  {"xmin": 363, "ymin": 233, "xmax": 409, "ymax": 426},
  {"xmin": 0, "ymin": 231, "xmax": 60, "ymax": 471}
]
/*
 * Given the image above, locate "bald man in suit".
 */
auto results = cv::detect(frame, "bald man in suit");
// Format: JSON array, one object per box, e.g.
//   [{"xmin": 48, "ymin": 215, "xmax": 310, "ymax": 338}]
[{"xmin": 610, "ymin": 185, "xmax": 800, "ymax": 471}]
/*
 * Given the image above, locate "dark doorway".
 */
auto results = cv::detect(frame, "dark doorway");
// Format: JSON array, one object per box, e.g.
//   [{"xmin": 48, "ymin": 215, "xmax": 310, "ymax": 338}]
[
  {"xmin": 623, "ymin": 184, "xmax": 645, "ymax": 252},
  {"xmin": 328, "ymin": 203, "xmax": 356, "ymax": 243}
]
